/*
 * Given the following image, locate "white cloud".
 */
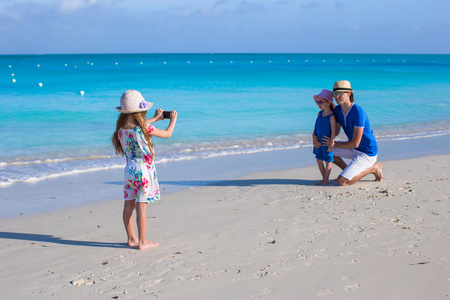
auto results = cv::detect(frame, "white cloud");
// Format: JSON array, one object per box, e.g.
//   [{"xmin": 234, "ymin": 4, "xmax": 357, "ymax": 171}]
[
  {"xmin": 58, "ymin": 0, "xmax": 116, "ymax": 14},
  {"xmin": 235, "ymin": 1, "xmax": 266, "ymax": 13},
  {"xmin": 59, "ymin": 0, "xmax": 88, "ymax": 14},
  {"xmin": 169, "ymin": 6, "xmax": 195, "ymax": 18},
  {"xmin": 300, "ymin": 1, "xmax": 321, "ymax": 9}
]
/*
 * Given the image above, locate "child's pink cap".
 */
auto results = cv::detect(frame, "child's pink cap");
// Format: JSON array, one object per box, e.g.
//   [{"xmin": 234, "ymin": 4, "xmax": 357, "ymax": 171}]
[{"xmin": 313, "ymin": 89, "xmax": 335, "ymax": 108}]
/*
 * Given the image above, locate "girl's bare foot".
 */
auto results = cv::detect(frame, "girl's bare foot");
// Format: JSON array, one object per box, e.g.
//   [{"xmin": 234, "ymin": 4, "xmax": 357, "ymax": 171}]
[
  {"xmin": 373, "ymin": 162, "xmax": 383, "ymax": 182},
  {"xmin": 127, "ymin": 240, "xmax": 139, "ymax": 247},
  {"xmin": 138, "ymin": 240, "xmax": 159, "ymax": 250}
]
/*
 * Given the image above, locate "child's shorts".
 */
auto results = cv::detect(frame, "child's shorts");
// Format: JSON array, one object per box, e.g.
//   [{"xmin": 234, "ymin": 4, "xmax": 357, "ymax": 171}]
[{"xmin": 334, "ymin": 148, "xmax": 377, "ymax": 180}]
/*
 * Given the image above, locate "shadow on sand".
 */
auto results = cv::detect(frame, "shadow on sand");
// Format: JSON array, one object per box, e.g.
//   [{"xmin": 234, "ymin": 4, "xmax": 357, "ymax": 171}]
[
  {"xmin": 160, "ymin": 178, "xmax": 320, "ymax": 187},
  {"xmin": 106, "ymin": 178, "xmax": 318, "ymax": 187},
  {"xmin": 0, "ymin": 232, "xmax": 128, "ymax": 249}
]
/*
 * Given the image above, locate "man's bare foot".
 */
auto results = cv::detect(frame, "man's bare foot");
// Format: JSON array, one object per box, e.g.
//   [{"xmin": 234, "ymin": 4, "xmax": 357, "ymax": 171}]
[
  {"xmin": 138, "ymin": 240, "xmax": 159, "ymax": 250},
  {"xmin": 373, "ymin": 162, "xmax": 383, "ymax": 182}
]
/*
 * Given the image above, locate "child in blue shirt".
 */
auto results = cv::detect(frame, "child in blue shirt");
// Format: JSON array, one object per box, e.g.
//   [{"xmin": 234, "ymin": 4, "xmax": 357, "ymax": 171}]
[{"xmin": 312, "ymin": 89, "xmax": 336, "ymax": 185}]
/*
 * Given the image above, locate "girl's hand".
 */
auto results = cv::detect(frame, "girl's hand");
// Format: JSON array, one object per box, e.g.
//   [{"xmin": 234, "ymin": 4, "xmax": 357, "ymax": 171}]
[
  {"xmin": 170, "ymin": 110, "xmax": 178, "ymax": 121},
  {"xmin": 153, "ymin": 109, "xmax": 163, "ymax": 120},
  {"xmin": 312, "ymin": 134, "xmax": 322, "ymax": 148}
]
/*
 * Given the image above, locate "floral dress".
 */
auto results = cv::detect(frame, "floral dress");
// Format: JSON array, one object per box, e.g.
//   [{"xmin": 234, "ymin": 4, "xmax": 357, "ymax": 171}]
[{"xmin": 118, "ymin": 124, "xmax": 160, "ymax": 203}]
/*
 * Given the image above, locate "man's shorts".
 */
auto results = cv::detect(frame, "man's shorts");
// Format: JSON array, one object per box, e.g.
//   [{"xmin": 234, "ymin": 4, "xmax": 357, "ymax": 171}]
[{"xmin": 334, "ymin": 148, "xmax": 378, "ymax": 180}]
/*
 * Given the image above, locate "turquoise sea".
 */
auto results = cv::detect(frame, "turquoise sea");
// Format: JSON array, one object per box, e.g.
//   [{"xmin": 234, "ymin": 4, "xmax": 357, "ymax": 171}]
[{"xmin": 1, "ymin": 53, "xmax": 450, "ymax": 187}]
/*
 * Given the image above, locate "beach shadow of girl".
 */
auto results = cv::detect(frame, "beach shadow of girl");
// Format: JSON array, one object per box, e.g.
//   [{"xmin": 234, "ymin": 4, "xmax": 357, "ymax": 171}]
[
  {"xmin": 160, "ymin": 179, "xmax": 323, "ymax": 187},
  {"xmin": 0, "ymin": 232, "xmax": 128, "ymax": 248}
]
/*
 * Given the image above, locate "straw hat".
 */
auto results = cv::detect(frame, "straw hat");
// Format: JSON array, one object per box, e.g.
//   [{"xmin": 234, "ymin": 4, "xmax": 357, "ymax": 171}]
[
  {"xmin": 333, "ymin": 80, "xmax": 354, "ymax": 92},
  {"xmin": 116, "ymin": 89, "xmax": 153, "ymax": 113}
]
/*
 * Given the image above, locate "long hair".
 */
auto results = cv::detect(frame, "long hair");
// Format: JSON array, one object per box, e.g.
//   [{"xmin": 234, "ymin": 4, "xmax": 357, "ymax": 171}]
[{"xmin": 112, "ymin": 111, "xmax": 155, "ymax": 157}]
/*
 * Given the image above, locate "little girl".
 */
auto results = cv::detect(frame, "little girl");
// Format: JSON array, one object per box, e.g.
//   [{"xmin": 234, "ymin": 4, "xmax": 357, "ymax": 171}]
[
  {"xmin": 312, "ymin": 89, "xmax": 336, "ymax": 185},
  {"xmin": 112, "ymin": 89, "xmax": 177, "ymax": 250}
]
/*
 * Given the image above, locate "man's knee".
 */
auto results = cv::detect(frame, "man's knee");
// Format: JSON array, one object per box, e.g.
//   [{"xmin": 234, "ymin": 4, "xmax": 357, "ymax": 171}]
[{"xmin": 337, "ymin": 175, "xmax": 350, "ymax": 186}]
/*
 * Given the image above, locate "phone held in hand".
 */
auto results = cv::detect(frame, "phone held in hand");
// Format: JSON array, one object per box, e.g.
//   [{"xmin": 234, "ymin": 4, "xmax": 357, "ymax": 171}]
[{"xmin": 162, "ymin": 111, "xmax": 171, "ymax": 119}]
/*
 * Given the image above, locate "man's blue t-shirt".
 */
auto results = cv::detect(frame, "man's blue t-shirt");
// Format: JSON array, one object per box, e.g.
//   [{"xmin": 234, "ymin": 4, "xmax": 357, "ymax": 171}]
[{"xmin": 334, "ymin": 103, "xmax": 378, "ymax": 156}]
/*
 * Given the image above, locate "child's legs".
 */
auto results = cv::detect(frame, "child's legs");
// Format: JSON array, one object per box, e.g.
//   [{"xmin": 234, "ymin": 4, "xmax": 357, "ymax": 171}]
[
  {"xmin": 135, "ymin": 202, "xmax": 148, "ymax": 243},
  {"xmin": 135, "ymin": 201, "xmax": 159, "ymax": 250},
  {"xmin": 316, "ymin": 159, "xmax": 325, "ymax": 177},
  {"xmin": 323, "ymin": 161, "xmax": 332, "ymax": 181},
  {"xmin": 123, "ymin": 200, "xmax": 138, "ymax": 244}
]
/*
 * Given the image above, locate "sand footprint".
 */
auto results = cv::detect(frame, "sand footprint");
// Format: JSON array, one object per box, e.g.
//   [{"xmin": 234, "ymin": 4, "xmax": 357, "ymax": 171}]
[
  {"xmin": 334, "ymin": 259, "xmax": 362, "ymax": 265},
  {"xmin": 70, "ymin": 277, "xmax": 95, "ymax": 286},
  {"xmin": 345, "ymin": 283, "xmax": 361, "ymax": 292},
  {"xmin": 317, "ymin": 288, "xmax": 333, "ymax": 296},
  {"xmin": 252, "ymin": 287, "xmax": 275, "ymax": 298}
]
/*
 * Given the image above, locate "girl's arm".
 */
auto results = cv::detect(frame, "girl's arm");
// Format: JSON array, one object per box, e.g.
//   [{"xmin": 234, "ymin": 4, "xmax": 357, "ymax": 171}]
[
  {"xmin": 146, "ymin": 109, "xmax": 164, "ymax": 124},
  {"xmin": 328, "ymin": 115, "xmax": 336, "ymax": 152},
  {"xmin": 149, "ymin": 111, "xmax": 178, "ymax": 139}
]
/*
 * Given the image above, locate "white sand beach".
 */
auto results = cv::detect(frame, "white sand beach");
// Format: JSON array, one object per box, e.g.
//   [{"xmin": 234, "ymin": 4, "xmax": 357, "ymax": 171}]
[{"xmin": 0, "ymin": 155, "xmax": 449, "ymax": 299}]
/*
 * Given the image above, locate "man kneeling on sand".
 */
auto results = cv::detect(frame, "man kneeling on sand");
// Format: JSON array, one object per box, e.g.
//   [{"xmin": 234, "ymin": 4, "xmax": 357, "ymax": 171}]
[{"xmin": 315, "ymin": 80, "xmax": 383, "ymax": 186}]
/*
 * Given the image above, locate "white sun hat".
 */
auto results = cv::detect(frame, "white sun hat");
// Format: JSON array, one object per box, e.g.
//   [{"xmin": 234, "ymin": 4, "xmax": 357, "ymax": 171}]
[{"xmin": 116, "ymin": 89, "xmax": 153, "ymax": 113}]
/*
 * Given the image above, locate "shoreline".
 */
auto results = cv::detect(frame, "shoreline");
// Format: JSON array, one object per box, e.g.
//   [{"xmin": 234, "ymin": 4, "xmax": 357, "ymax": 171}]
[
  {"xmin": 0, "ymin": 154, "xmax": 448, "ymax": 299},
  {"xmin": 1, "ymin": 134, "xmax": 449, "ymax": 218}
]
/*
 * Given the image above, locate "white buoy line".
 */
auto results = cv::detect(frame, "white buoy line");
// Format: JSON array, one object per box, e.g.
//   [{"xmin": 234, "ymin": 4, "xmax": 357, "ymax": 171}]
[
  {"xmin": 6, "ymin": 57, "xmax": 416, "ymax": 89},
  {"xmin": 54, "ymin": 58, "xmax": 407, "ymax": 66}
]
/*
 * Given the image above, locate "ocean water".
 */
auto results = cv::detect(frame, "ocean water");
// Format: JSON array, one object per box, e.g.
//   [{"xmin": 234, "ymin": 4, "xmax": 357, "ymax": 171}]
[{"xmin": 1, "ymin": 53, "xmax": 450, "ymax": 187}]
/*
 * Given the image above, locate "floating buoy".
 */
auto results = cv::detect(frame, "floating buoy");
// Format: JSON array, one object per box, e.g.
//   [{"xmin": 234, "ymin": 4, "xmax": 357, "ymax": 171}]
[
  {"xmin": 87, "ymin": 62, "xmax": 90, "ymax": 65},
  {"xmin": 230, "ymin": 61, "xmax": 233, "ymax": 63},
  {"xmin": 74, "ymin": 66, "xmax": 77, "ymax": 68},
  {"xmin": 269, "ymin": 60, "xmax": 272, "ymax": 63},
  {"xmin": 140, "ymin": 62, "xmax": 143, "ymax": 64},
  {"xmin": 288, "ymin": 60, "xmax": 290, "ymax": 62},
  {"xmin": 12, "ymin": 79, "xmax": 16, "ymax": 83},
  {"xmin": 9, "ymin": 65, "xmax": 12, "ymax": 68},
  {"xmin": 251, "ymin": 61, "xmax": 253, "ymax": 63},
  {"xmin": 65, "ymin": 64, "xmax": 68, "ymax": 66},
  {"xmin": 164, "ymin": 62, "xmax": 166, "ymax": 64},
  {"xmin": 323, "ymin": 60, "xmax": 325, "ymax": 62},
  {"xmin": 188, "ymin": 61, "xmax": 190, "ymax": 64},
  {"xmin": 80, "ymin": 91, "xmax": 85, "ymax": 96},
  {"xmin": 210, "ymin": 61, "xmax": 212, "ymax": 63},
  {"xmin": 38, "ymin": 83, "xmax": 43, "ymax": 87},
  {"xmin": 37, "ymin": 64, "xmax": 40, "ymax": 67},
  {"xmin": 115, "ymin": 62, "xmax": 118, "ymax": 65},
  {"xmin": 12, "ymin": 73, "xmax": 14, "ymax": 76},
  {"xmin": 305, "ymin": 60, "xmax": 308, "ymax": 62}
]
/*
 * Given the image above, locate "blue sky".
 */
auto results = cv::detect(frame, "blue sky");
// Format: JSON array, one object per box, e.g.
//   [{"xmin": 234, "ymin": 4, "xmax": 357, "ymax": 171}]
[{"xmin": 1, "ymin": 0, "xmax": 449, "ymax": 54}]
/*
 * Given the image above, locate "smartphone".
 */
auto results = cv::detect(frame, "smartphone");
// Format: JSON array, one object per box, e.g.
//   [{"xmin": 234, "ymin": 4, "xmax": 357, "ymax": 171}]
[{"xmin": 162, "ymin": 111, "xmax": 171, "ymax": 119}]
